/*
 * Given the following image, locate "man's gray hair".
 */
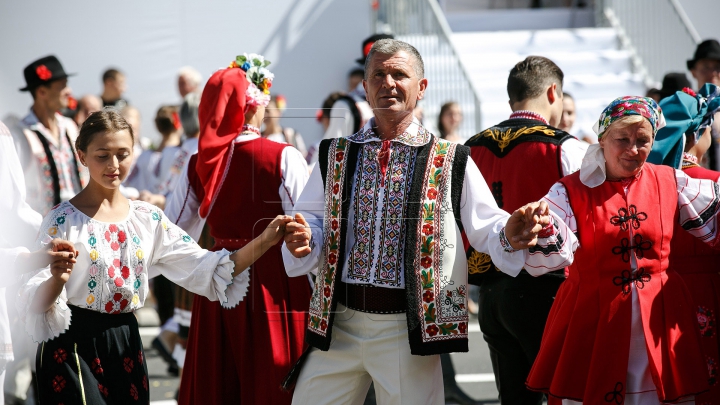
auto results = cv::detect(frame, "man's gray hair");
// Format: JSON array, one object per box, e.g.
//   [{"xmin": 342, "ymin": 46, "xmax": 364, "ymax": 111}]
[
  {"xmin": 364, "ymin": 39, "xmax": 425, "ymax": 79},
  {"xmin": 178, "ymin": 66, "xmax": 202, "ymax": 87}
]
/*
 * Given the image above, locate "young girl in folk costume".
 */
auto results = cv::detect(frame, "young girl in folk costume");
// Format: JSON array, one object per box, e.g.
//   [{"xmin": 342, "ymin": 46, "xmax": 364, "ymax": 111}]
[
  {"xmin": 649, "ymin": 84, "xmax": 720, "ymax": 404},
  {"xmin": 19, "ymin": 108, "xmax": 292, "ymax": 404}
]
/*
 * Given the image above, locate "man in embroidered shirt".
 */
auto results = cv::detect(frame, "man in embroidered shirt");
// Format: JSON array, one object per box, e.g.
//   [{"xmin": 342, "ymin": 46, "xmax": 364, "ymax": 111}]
[
  {"xmin": 282, "ymin": 39, "xmax": 568, "ymax": 405},
  {"xmin": 11, "ymin": 55, "xmax": 87, "ymax": 216},
  {"xmin": 464, "ymin": 55, "xmax": 586, "ymax": 405}
]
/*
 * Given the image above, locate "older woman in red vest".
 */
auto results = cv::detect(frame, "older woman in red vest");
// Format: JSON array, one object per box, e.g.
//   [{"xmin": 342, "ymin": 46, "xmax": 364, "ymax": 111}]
[{"xmin": 524, "ymin": 96, "xmax": 720, "ymax": 403}]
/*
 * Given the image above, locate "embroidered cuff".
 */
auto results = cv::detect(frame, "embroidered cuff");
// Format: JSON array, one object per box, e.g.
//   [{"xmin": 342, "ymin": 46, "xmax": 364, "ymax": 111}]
[{"xmin": 499, "ymin": 228, "xmax": 517, "ymax": 253}]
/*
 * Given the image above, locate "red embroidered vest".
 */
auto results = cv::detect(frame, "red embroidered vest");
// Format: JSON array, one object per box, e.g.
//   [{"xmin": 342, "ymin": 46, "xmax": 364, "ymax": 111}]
[
  {"xmin": 464, "ymin": 119, "xmax": 572, "ymax": 283},
  {"xmin": 527, "ymin": 164, "xmax": 706, "ymax": 402}
]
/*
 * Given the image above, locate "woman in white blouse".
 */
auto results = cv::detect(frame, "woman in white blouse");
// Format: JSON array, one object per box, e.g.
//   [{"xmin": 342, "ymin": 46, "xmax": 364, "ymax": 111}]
[{"xmin": 19, "ymin": 108, "xmax": 291, "ymax": 404}]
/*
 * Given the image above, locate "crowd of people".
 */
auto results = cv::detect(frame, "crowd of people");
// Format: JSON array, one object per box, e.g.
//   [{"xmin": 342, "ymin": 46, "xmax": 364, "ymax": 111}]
[{"xmin": 1, "ymin": 30, "xmax": 720, "ymax": 405}]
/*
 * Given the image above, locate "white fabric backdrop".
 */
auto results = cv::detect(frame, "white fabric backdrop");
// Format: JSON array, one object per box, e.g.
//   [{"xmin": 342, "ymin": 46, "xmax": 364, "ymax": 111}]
[{"xmin": 0, "ymin": 0, "xmax": 370, "ymax": 146}]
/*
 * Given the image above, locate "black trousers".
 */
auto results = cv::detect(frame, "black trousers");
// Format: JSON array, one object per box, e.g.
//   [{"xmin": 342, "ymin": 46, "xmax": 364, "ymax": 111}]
[{"xmin": 478, "ymin": 271, "xmax": 563, "ymax": 405}]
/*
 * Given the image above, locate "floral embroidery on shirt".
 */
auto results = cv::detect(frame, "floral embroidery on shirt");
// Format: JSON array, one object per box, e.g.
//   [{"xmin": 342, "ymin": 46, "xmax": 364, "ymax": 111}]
[{"xmin": 346, "ymin": 141, "xmax": 414, "ymax": 286}]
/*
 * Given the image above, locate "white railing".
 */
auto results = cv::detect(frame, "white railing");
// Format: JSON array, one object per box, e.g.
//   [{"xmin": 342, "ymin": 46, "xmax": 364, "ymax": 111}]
[
  {"xmin": 373, "ymin": 0, "xmax": 482, "ymax": 138},
  {"xmin": 598, "ymin": 0, "xmax": 700, "ymax": 86}
]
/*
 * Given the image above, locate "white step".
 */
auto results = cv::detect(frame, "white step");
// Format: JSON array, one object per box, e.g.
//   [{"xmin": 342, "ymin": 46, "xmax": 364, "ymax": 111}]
[
  {"xmin": 460, "ymin": 49, "xmax": 632, "ymax": 78},
  {"xmin": 452, "ymin": 28, "xmax": 618, "ymax": 54}
]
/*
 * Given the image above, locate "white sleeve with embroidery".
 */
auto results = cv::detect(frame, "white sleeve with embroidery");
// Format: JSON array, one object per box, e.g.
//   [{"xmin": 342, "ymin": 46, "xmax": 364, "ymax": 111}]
[
  {"xmin": 164, "ymin": 163, "xmax": 206, "ymax": 241},
  {"xmin": 282, "ymin": 164, "xmax": 324, "ymax": 277},
  {"xmin": 461, "ymin": 159, "xmax": 530, "ymax": 276},
  {"xmin": 279, "ymin": 147, "xmax": 310, "ymax": 214},
  {"xmin": 676, "ymin": 169, "xmax": 720, "ymax": 246},
  {"xmin": 523, "ymin": 182, "xmax": 579, "ymax": 275},
  {"xmin": 17, "ymin": 212, "xmax": 72, "ymax": 343},
  {"xmin": 148, "ymin": 209, "xmax": 248, "ymax": 309}
]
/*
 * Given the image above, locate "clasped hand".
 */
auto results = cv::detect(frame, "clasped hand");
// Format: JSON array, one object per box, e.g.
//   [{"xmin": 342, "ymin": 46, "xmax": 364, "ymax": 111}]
[
  {"xmin": 504, "ymin": 200, "xmax": 552, "ymax": 250},
  {"xmin": 284, "ymin": 214, "xmax": 312, "ymax": 258}
]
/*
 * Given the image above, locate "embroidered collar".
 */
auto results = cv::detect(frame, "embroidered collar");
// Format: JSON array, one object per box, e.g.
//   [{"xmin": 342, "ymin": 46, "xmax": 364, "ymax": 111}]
[
  {"xmin": 683, "ymin": 152, "xmax": 699, "ymax": 164},
  {"xmin": 347, "ymin": 117, "xmax": 432, "ymax": 146},
  {"xmin": 22, "ymin": 109, "xmax": 69, "ymax": 147},
  {"xmin": 509, "ymin": 110, "xmax": 549, "ymax": 125}
]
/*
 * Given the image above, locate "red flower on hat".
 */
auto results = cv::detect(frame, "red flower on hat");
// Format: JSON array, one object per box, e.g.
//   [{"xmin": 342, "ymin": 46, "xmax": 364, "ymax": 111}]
[
  {"xmin": 682, "ymin": 87, "xmax": 698, "ymax": 97},
  {"xmin": 36, "ymin": 65, "xmax": 52, "ymax": 81}
]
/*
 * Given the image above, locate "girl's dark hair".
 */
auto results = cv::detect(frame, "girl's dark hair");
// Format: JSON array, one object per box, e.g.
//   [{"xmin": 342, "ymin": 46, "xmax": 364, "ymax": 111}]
[
  {"xmin": 76, "ymin": 107, "xmax": 134, "ymax": 152},
  {"xmin": 438, "ymin": 101, "xmax": 459, "ymax": 138},
  {"xmin": 155, "ymin": 105, "xmax": 180, "ymax": 136}
]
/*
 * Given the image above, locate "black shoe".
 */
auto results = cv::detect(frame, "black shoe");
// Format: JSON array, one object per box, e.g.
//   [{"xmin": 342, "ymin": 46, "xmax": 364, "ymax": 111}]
[
  {"xmin": 152, "ymin": 336, "xmax": 179, "ymax": 375},
  {"xmin": 444, "ymin": 385, "xmax": 480, "ymax": 405}
]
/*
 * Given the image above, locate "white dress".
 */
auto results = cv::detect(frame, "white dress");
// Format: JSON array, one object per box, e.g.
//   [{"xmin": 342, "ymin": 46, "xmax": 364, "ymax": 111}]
[{"xmin": 18, "ymin": 200, "xmax": 250, "ymax": 343}]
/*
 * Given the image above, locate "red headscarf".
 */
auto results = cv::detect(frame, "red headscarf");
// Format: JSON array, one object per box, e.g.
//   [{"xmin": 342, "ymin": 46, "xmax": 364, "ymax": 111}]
[{"xmin": 196, "ymin": 68, "xmax": 249, "ymax": 218}]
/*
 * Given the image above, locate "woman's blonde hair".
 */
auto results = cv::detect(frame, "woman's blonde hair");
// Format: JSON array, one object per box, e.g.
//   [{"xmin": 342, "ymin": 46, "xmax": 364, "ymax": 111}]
[{"xmin": 606, "ymin": 115, "xmax": 646, "ymax": 133}]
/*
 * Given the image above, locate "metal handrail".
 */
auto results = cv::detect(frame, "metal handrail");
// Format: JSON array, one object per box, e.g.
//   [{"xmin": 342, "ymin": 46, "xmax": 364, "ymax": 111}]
[
  {"xmin": 599, "ymin": 0, "xmax": 700, "ymax": 86},
  {"xmin": 373, "ymin": 0, "xmax": 483, "ymax": 138}
]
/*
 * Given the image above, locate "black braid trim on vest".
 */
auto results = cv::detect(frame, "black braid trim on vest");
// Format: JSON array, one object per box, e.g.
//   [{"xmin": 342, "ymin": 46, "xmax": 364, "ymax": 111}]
[{"xmin": 451, "ymin": 145, "xmax": 470, "ymax": 233}]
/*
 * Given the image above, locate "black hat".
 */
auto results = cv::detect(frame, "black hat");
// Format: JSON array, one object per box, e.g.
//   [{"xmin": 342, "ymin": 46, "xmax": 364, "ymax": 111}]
[
  {"xmin": 687, "ymin": 39, "xmax": 720, "ymax": 70},
  {"xmin": 20, "ymin": 55, "xmax": 75, "ymax": 92},
  {"xmin": 356, "ymin": 33, "xmax": 395, "ymax": 65},
  {"xmin": 658, "ymin": 72, "xmax": 692, "ymax": 100}
]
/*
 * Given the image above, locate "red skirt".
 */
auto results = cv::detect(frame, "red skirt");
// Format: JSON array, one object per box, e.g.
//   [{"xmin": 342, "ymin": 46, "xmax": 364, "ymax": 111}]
[
  {"xmin": 178, "ymin": 243, "xmax": 311, "ymax": 405},
  {"xmin": 527, "ymin": 268, "xmax": 707, "ymax": 403},
  {"xmin": 675, "ymin": 258, "xmax": 720, "ymax": 404}
]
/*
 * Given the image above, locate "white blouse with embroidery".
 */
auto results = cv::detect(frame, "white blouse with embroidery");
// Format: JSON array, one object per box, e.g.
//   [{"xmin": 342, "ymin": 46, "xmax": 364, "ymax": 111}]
[{"xmin": 18, "ymin": 200, "xmax": 250, "ymax": 343}]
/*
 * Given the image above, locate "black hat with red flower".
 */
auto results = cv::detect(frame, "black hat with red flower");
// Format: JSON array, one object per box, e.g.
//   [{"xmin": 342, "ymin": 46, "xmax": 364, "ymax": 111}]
[
  {"xmin": 356, "ymin": 33, "xmax": 395, "ymax": 65},
  {"xmin": 19, "ymin": 55, "xmax": 75, "ymax": 92}
]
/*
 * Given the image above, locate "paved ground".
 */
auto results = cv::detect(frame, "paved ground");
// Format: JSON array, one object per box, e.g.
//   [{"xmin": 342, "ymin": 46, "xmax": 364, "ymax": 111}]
[{"xmin": 143, "ymin": 313, "xmax": 503, "ymax": 405}]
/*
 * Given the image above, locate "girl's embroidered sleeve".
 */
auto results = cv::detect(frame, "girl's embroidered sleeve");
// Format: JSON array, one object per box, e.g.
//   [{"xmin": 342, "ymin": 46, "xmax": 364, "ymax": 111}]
[
  {"xmin": 147, "ymin": 206, "xmax": 248, "ymax": 309},
  {"xmin": 523, "ymin": 183, "xmax": 579, "ymax": 276},
  {"xmin": 17, "ymin": 210, "xmax": 71, "ymax": 343},
  {"xmin": 676, "ymin": 169, "xmax": 720, "ymax": 248}
]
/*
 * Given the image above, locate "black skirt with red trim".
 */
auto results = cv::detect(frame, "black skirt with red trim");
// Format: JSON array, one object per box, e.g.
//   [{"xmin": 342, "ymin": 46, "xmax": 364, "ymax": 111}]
[{"xmin": 36, "ymin": 305, "xmax": 149, "ymax": 405}]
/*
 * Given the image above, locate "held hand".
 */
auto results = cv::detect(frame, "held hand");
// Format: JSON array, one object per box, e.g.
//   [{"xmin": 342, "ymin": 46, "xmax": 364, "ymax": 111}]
[
  {"xmin": 27, "ymin": 239, "xmax": 78, "ymax": 272},
  {"xmin": 284, "ymin": 213, "xmax": 312, "ymax": 258},
  {"xmin": 48, "ymin": 238, "xmax": 78, "ymax": 283},
  {"xmin": 505, "ymin": 201, "xmax": 551, "ymax": 250},
  {"xmin": 261, "ymin": 215, "xmax": 294, "ymax": 247}
]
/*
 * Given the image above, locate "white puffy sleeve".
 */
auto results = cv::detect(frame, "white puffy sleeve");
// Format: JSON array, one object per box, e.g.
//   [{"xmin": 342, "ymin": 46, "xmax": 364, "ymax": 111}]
[
  {"xmin": 17, "ymin": 209, "xmax": 72, "ymax": 343},
  {"xmin": 523, "ymin": 182, "xmax": 579, "ymax": 275},
  {"xmin": 145, "ymin": 207, "xmax": 248, "ymax": 309},
  {"xmin": 676, "ymin": 169, "xmax": 720, "ymax": 246}
]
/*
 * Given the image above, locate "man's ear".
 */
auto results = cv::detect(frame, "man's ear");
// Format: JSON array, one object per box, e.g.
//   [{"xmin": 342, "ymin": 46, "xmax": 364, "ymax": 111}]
[
  {"xmin": 547, "ymin": 83, "xmax": 558, "ymax": 104},
  {"xmin": 417, "ymin": 77, "xmax": 428, "ymax": 100}
]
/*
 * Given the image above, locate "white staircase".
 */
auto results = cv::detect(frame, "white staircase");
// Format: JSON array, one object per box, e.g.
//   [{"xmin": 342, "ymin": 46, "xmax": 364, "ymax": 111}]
[{"xmin": 452, "ymin": 27, "xmax": 647, "ymax": 138}]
